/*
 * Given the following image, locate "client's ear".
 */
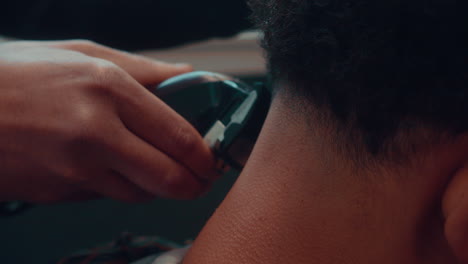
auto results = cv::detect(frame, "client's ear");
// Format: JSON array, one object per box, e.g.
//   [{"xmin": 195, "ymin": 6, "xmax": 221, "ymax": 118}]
[{"xmin": 443, "ymin": 165, "xmax": 468, "ymax": 263}]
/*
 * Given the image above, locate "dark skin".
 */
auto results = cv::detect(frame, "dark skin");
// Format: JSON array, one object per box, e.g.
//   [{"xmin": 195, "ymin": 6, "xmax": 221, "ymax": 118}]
[
  {"xmin": 183, "ymin": 92, "xmax": 468, "ymax": 264},
  {"xmin": 0, "ymin": 40, "xmax": 219, "ymax": 203}
]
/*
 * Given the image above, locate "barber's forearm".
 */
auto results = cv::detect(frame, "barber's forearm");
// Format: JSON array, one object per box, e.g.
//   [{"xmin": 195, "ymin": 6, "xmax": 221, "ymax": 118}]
[{"xmin": 0, "ymin": 0, "xmax": 252, "ymax": 51}]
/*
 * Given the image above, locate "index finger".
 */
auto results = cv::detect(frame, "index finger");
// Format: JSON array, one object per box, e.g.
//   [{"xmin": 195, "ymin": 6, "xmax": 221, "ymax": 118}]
[
  {"xmin": 113, "ymin": 72, "xmax": 219, "ymax": 182},
  {"xmin": 49, "ymin": 40, "xmax": 193, "ymax": 85}
]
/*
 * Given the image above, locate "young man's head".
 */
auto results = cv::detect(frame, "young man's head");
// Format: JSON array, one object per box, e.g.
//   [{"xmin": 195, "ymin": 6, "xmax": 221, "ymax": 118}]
[
  {"xmin": 250, "ymin": 0, "xmax": 468, "ymax": 160},
  {"xmin": 184, "ymin": 1, "xmax": 468, "ymax": 264},
  {"xmin": 247, "ymin": 0, "xmax": 468, "ymax": 261}
]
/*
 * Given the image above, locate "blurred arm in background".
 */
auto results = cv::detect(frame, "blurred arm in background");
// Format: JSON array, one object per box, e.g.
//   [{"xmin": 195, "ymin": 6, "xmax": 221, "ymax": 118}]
[{"xmin": 0, "ymin": 0, "xmax": 251, "ymax": 51}]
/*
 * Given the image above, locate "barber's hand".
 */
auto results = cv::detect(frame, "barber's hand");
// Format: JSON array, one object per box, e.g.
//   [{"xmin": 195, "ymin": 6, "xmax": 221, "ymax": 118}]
[{"xmin": 0, "ymin": 40, "xmax": 218, "ymax": 203}]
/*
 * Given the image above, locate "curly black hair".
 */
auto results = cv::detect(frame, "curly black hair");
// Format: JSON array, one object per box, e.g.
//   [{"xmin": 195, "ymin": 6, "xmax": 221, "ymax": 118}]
[{"xmin": 249, "ymin": 0, "xmax": 468, "ymax": 158}]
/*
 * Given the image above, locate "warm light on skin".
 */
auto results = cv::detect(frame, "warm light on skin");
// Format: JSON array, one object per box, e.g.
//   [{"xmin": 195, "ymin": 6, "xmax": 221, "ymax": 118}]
[{"xmin": 183, "ymin": 89, "xmax": 468, "ymax": 264}]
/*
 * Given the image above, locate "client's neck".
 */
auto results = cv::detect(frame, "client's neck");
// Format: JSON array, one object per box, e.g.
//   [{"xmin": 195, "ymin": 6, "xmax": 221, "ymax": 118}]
[{"xmin": 183, "ymin": 95, "xmax": 455, "ymax": 264}]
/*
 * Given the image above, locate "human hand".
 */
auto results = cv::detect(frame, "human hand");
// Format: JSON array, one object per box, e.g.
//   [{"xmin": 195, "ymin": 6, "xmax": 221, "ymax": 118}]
[{"xmin": 0, "ymin": 40, "xmax": 218, "ymax": 203}]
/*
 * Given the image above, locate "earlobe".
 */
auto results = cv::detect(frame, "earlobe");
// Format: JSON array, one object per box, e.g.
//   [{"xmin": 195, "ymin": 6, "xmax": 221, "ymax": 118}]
[{"xmin": 442, "ymin": 165, "xmax": 468, "ymax": 263}]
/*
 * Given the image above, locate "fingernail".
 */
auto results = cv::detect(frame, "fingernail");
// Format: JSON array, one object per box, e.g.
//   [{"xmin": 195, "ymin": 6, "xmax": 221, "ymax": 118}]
[{"xmin": 215, "ymin": 159, "xmax": 230, "ymax": 175}]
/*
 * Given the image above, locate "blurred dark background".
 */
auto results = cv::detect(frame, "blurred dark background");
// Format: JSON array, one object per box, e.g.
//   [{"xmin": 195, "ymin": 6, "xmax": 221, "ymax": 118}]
[
  {"xmin": 0, "ymin": 0, "xmax": 252, "ymax": 51},
  {"xmin": 0, "ymin": 170, "xmax": 238, "ymax": 263}
]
